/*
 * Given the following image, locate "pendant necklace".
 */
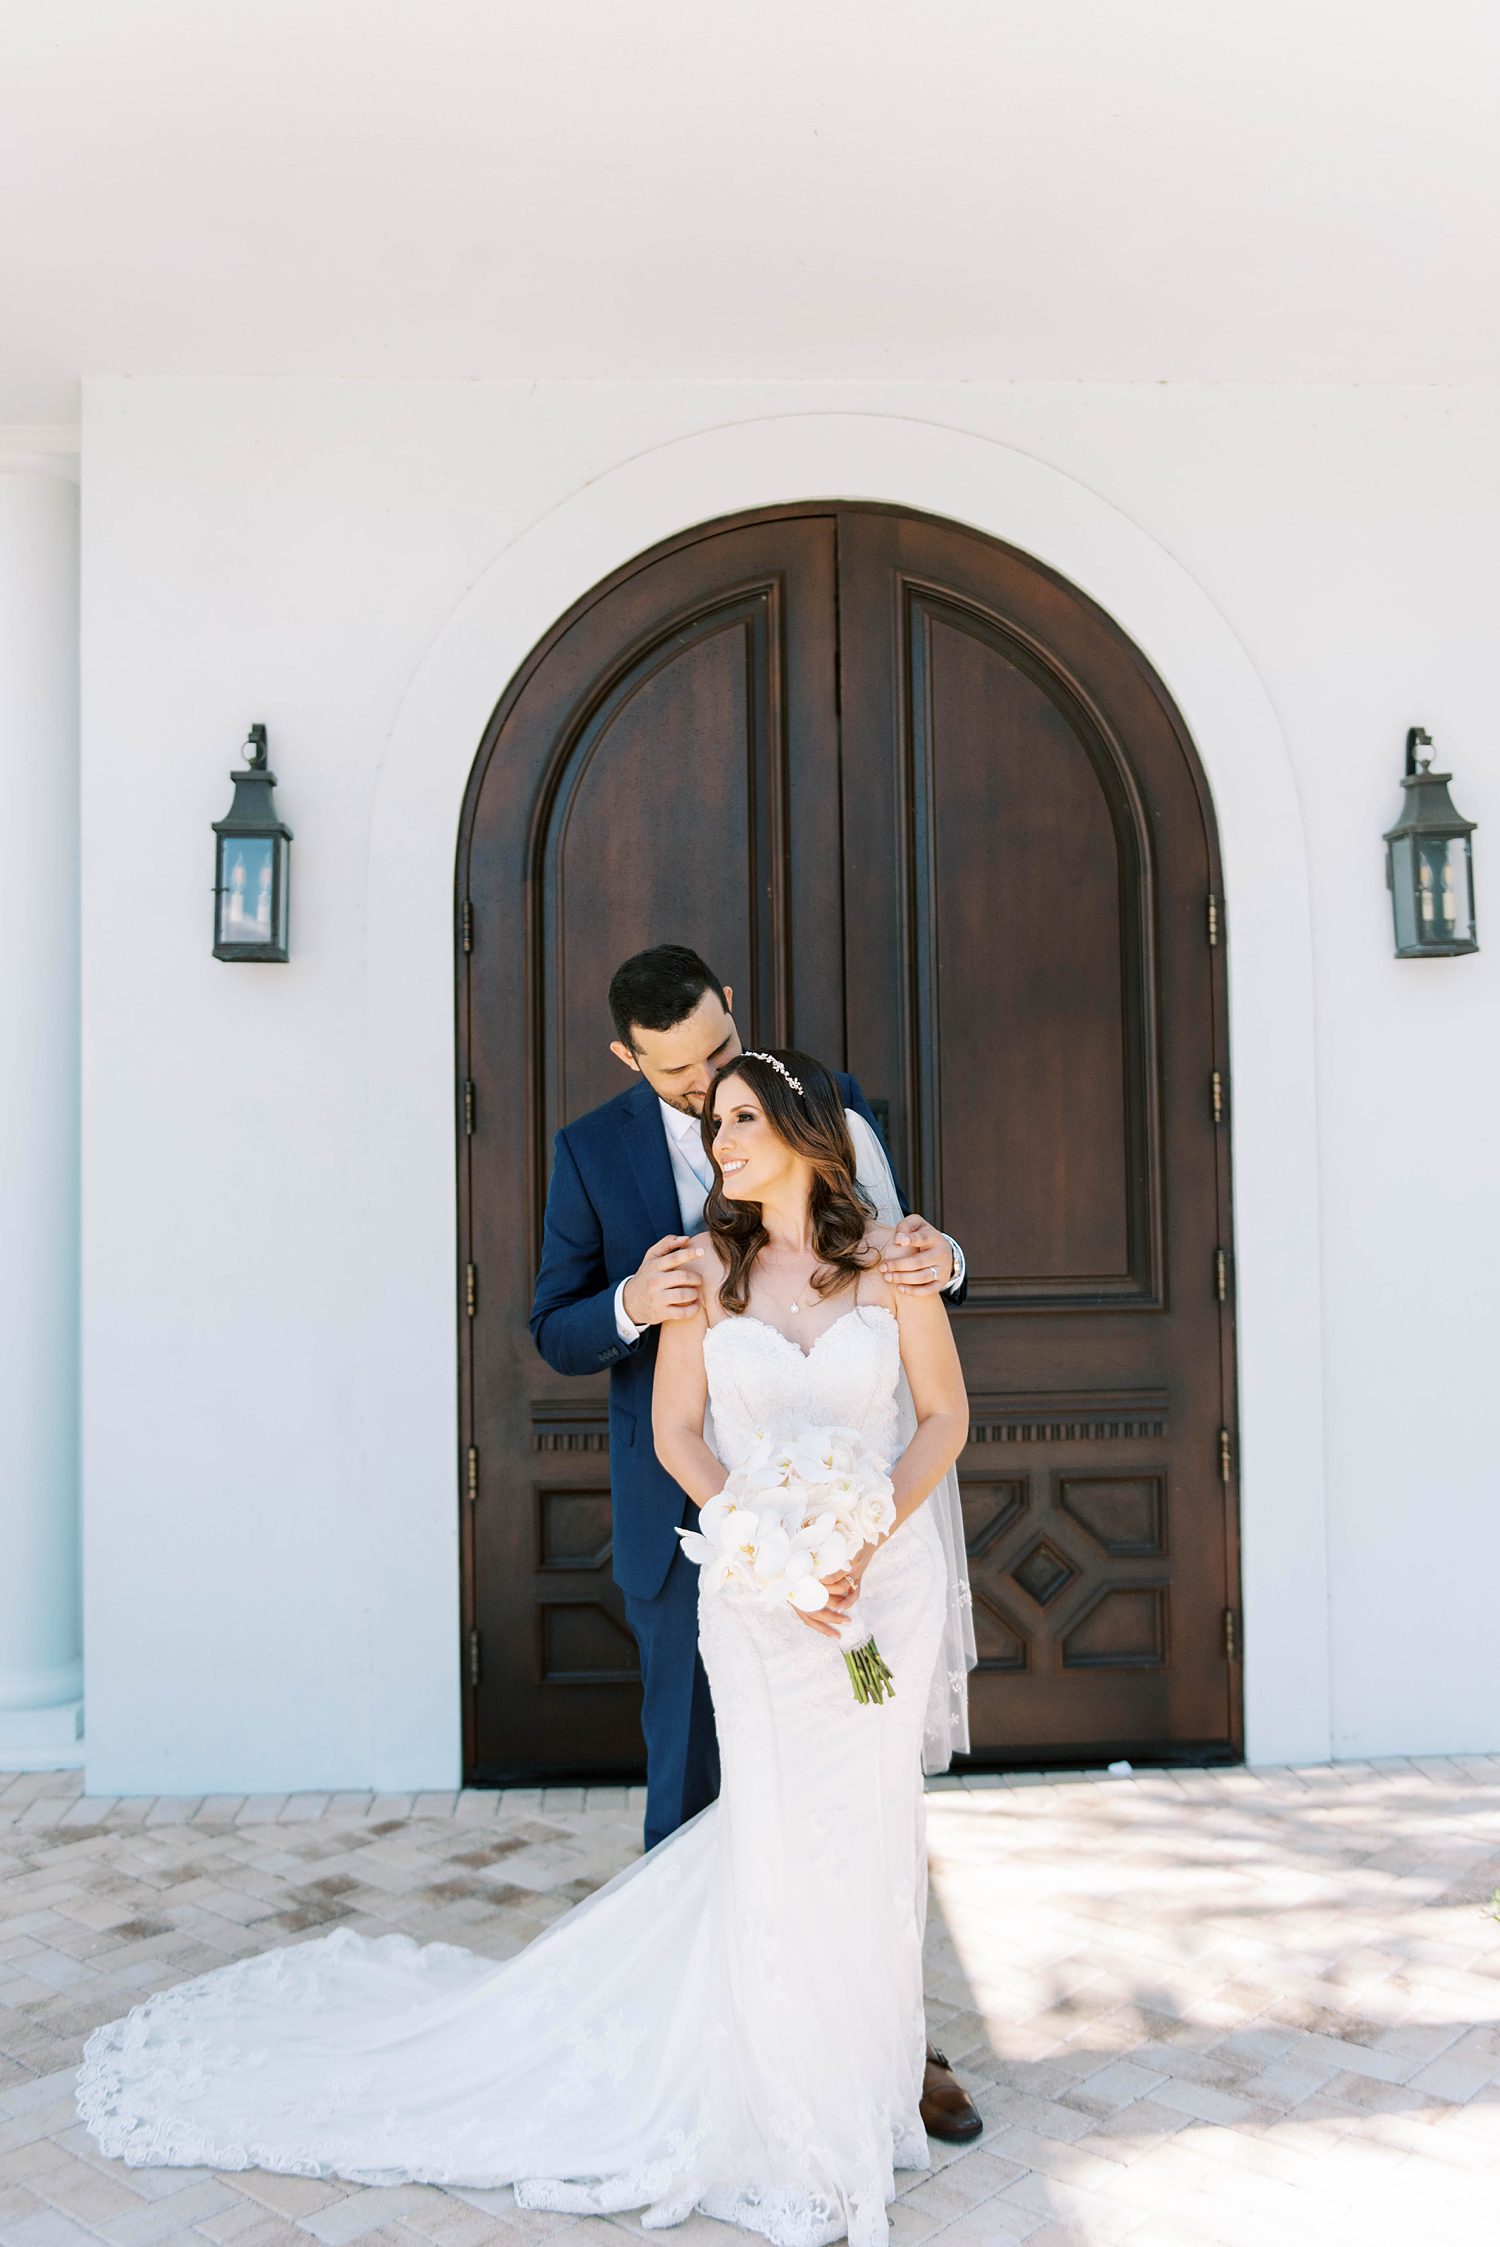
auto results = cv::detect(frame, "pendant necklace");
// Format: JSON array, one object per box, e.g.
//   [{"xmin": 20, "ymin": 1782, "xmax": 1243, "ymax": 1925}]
[{"xmin": 771, "ymin": 1258, "xmax": 817, "ymax": 1316}]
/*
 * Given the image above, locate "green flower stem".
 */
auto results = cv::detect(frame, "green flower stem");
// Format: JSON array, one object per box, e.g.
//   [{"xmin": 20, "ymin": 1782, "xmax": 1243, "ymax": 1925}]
[{"xmin": 843, "ymin": 1636, "xmax": 896, "ymax": 1706}]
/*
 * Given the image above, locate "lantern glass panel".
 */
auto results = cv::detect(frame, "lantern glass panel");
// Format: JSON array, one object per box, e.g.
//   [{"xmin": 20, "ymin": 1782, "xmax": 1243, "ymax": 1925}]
[
  {"xmin": 218, "ymin": 836, "xmax": 277, "ymax": 949},
  {"xmin": 275, "ymin": 840, "xmax": 289, "ymax": 951},
  {"xmin": 1390, "ymin": 836, "xmax": 1419, "ymax": 952},
  {"xmin": 1432, "ymin": 834, "xmax": 1475, "ymax": 946},
  {"xmin": 1391, "ymin": 831, "xmax": 1476, "ymax": 953}
]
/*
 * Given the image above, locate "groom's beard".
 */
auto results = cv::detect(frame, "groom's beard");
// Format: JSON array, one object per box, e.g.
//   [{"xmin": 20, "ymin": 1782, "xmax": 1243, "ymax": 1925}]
[{"xmin": 663, "ymin": 1090, "xmax": 706, "ymax": 1117}]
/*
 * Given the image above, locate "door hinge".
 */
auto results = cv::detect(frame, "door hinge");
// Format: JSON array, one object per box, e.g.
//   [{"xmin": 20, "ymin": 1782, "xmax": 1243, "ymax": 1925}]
[
  {"xmin": 1207, "ymin": 892, "xmax": 1221, "ymax": 948},
  {"xmin": 1223, "ymin": 1608, "xmax": 1237, "ymax": 1663},
  {"xmin": 461, "ymin": 898, "xmax": 473, "ymax": 954},
  {"xmin": 1215, "ymin": 1247, "xmax": 1227, "ymax": 1302},
  {"xmin": 1219, "ymin": 1427, "xmax": 1232, "ymax": 1483},
  {"xmin": 466, "ymin": 1444, "xmax": 479, "ymax": 1505},
  {"xmin": 1211, "ymin": 1070, "xmax": 1224, "ymax": 1125},
  {"xmin": 463, "ymin": 1079, "xmax": 476, "ymax": 1135},
  {"xmin": 465, "ymin": 1262, "xmax": 477, "ymax": 1318},
  {"xmin": 468, "ymin": 1629, "xmax": 482, "ymax": 1687}
]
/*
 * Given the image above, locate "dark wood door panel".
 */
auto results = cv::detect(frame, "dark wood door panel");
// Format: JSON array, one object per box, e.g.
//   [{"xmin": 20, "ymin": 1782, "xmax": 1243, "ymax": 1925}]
[
  {"xmin": 903, "ymin": 587, "xmax": 1156, "ymax": 1299},
  {"xmin": 458, "ymin": 502, "xmax": 1240, "ymax": 1780},
  {"xmin": 834, "ymin": 507, "xmax": 1236, "ymax": 1761},
  {"xmin": 960, "ymin": 1443, "xmax": 1229, "ymax": 1751},
  {"xmin": 536, "ymin": 584, "xmax": 819, "ymax": 1146},
  {"xmin": 458, "ymin": 516, "xmax": 840, "ymax": 1780}
]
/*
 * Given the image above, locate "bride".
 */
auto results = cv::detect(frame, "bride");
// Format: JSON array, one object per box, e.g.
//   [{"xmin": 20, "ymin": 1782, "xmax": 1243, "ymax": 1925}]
[{"xmin": 76, "ymin": 1049, "xmax": 971, "ymax": 2247}]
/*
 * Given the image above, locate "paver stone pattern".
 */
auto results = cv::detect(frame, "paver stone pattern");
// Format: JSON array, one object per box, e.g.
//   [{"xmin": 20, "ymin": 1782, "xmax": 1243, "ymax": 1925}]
[{"xmin": 1, "ymin": 1761, "xmax": 1498, "ymax": 2246}]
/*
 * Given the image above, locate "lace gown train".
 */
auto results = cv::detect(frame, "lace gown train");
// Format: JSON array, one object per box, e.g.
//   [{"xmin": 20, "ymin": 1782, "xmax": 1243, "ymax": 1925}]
[{"xmin": 76, "ymin": 1306, "xmax": 947, "ymax": 2247}]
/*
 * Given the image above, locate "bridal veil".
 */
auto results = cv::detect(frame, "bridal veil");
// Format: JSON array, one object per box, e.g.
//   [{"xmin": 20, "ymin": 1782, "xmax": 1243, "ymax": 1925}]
[{"xmin": 844, "ymin": 1107, "xmax": 976, "ymax": 1772}]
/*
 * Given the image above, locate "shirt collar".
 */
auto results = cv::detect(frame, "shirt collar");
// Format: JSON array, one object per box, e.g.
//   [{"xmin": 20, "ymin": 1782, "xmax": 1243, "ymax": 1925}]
[{"xmin": 658, "ymin": 1096, "xmax": 701, "ymax": 1143}]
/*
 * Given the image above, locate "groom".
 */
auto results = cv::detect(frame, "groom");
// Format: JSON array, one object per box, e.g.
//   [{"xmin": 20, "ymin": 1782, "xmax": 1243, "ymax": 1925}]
[{"xmin": 529, "ymin": 944, "xmax": 982, "ymax": 2142}]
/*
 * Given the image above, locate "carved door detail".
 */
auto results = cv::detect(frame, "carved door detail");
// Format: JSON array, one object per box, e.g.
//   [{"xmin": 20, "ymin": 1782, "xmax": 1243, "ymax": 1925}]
[{"xmin": 459, "ymin": 505, "xmax": 1240, "ymax": 1780}]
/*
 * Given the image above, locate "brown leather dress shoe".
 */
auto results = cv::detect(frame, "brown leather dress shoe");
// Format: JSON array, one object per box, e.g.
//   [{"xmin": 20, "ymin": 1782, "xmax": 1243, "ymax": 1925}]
[{"xmin": 920, "ymin": 2043, "xmax": 983, "ymax": 2141}]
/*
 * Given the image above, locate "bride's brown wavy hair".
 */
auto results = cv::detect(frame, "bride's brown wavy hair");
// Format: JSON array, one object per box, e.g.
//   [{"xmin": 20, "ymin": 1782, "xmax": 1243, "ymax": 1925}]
[{"xmin": 700, "ymin": 1050, "xmax": 877, "ymax": 1315}]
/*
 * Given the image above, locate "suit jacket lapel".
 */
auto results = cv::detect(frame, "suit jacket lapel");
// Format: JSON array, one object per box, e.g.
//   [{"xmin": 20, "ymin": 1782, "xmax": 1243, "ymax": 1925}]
[{"xmin": 622, "ymin": 1080, "xmax": 681, "ymax": 1240}]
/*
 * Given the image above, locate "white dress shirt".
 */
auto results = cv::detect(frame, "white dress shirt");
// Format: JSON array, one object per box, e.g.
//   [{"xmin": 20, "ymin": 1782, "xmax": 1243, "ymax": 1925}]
[{"xmin": 613, "ymin": 1095, "xmax": 965, "ymax": 1343}]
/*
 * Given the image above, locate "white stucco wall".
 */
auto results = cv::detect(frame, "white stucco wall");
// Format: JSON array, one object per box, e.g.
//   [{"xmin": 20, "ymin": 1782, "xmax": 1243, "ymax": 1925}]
[
  {"xmin": 79, "ymin": 378, "xmax": 1499, "ymax": 1792},
  {"xmin": 0, "ymin": 459, "xmax": 81, "ymax": 1763}
]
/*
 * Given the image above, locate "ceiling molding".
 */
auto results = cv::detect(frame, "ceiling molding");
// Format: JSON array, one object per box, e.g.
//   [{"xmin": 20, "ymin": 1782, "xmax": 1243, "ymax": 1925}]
[{"xmin": 0, "ymin": 425, "xmax": 82, "ymax": 479}]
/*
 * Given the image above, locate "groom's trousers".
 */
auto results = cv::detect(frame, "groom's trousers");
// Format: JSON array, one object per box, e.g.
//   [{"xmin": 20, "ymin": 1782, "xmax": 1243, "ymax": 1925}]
[{"xmin": 623, "ymin": 1542, "xmax": 720, "ymax": 1851}]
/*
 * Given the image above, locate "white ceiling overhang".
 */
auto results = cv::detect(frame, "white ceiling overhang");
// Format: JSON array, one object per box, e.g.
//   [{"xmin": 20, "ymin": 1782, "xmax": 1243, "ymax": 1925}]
[{"xmin": 0, "ymin": 0, "xmax": 1497, "ymax": 421}]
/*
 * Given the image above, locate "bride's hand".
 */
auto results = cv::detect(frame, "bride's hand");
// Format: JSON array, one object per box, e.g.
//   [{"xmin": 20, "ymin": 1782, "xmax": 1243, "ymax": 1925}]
[{"xmin": 795, "ymin": 1548, "xmax": 873, "ymax": 1639}]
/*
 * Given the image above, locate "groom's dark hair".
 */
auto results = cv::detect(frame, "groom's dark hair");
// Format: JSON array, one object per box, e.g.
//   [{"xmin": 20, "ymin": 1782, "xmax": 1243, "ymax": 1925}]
[{"xmin": 608, "ymin": 945, "xmax": 727, "ymax": 1049}]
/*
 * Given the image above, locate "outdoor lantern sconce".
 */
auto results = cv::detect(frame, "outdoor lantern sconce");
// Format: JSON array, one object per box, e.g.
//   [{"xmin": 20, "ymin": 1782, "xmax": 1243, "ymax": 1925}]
[
  {"xmin": 1383, "ymin": 727, "xmax": 1478, "ymax": 958},
  {"xmin": 213, "ymin": 723, "xmax": 292, "ymax": 961}
]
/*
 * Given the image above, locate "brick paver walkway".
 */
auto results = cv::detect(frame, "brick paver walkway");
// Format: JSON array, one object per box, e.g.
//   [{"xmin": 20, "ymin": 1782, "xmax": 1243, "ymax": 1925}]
[{"xmin": 1, "ymin": 1761, "xmax": 1497, "ymax": 2246}]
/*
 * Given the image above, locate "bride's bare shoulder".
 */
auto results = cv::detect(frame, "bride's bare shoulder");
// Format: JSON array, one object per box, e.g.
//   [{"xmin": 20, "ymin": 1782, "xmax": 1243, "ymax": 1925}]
[{"xmin": 691, "ymin": 1229, "xmax": 729, "ymax": 1322}]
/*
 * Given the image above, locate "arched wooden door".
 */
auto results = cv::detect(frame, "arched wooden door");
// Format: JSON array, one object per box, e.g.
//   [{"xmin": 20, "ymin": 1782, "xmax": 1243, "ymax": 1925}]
[{"xmin": 457, "ymin": 505, "xmax": 1241, "ymax": 1783}]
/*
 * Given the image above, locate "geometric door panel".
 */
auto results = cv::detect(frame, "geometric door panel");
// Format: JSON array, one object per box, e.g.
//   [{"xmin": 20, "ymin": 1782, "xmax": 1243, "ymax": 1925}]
[
  {"xmin": 538, "ymin": 1486, "xmax": 616, "ymax": 1572},
  {"xmin": 1059, "ymin": 1476, "xmax": 1166, "ymax": 1558},
  {"xmin": 960, "ymin": 1449, "xmax": 1174, "ymax": 1738},
  {"xmin": 536, "ymin": 1487, "xmax": 642, "ymax": 1686},
  {"xmin": 1062, "ymin": 1588, "xmax": 1168, "ymax": 1670},
  {"xmin": 958, "ymin": 1442, "xmax": 1182, "ymax": 1750},
  {"xmin": 458, "ymin": 503, "xmax": 1241, "ymax": 1780},
  {"xmin": 539, "ymin": 1603, "xmax": 641, "ymax": 1689}
]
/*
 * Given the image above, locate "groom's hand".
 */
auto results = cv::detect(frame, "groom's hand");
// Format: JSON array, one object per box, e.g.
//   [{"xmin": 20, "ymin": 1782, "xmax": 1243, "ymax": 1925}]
[
  {"xmin": 623, "ymin": 1235, "xmax": 705, "ymax": 1326},
  {"xmin": 880, "ymin": 1215, "xmax": 954, "ymax": 1294}
]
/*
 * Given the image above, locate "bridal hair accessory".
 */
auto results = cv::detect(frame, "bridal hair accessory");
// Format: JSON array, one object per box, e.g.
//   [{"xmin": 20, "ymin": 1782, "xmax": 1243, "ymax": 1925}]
[
  {"xmin": 676, "ymin": 1424, "xmax": 899, "ymax": 1705},
  {"xmin": 743, "ymin": 1051, "xmax": 804, "ymax": 1096}
]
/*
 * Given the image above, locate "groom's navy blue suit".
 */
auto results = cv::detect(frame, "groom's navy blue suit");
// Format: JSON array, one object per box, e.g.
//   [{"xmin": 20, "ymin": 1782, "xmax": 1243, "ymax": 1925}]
[{"xmin": 530, "ymin": 1070, "xmax": 889, "ymax": 1849}]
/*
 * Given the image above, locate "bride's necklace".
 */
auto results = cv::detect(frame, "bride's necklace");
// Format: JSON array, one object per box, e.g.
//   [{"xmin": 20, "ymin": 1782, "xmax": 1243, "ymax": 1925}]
[{"xmin": 759, "ymin": 1250, "xmax": 829, "ymax": 1318}]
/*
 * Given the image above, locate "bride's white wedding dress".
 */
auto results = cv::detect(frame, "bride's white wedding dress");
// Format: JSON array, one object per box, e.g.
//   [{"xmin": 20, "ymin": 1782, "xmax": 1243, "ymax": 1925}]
[{"xmin": 77, "ymin": 1304, "xmax": 948, "ymax": 2246}]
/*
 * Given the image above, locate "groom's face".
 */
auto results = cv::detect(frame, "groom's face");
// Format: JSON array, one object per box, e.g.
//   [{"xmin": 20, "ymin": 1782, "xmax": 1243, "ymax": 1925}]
[{"xmin": 610, "ymin": 984, "xmax": 741, "ymax": 1116}]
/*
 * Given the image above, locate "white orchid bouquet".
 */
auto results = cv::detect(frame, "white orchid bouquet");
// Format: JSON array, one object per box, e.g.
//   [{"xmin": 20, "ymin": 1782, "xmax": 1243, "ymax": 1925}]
[{"xmin": 676, "ymin": 1424, "xmax": 899, "ymax": 1704}]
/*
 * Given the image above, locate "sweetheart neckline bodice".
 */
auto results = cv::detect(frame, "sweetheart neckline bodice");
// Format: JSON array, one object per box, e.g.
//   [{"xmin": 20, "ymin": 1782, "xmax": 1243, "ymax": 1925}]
[
  {"xmin": 702, "ymin": 1303, "xmax": 896, "ymax": 1365},
  {"xmin": 701, "ymin": 1305, "xmax": 901, "ymax": 1475}
]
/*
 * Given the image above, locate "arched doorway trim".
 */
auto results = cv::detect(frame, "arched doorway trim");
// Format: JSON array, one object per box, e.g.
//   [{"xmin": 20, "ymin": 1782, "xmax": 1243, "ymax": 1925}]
[{"xmin": 362, "ymin": 413, "xmax": 1329, "ymax": 1781}]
